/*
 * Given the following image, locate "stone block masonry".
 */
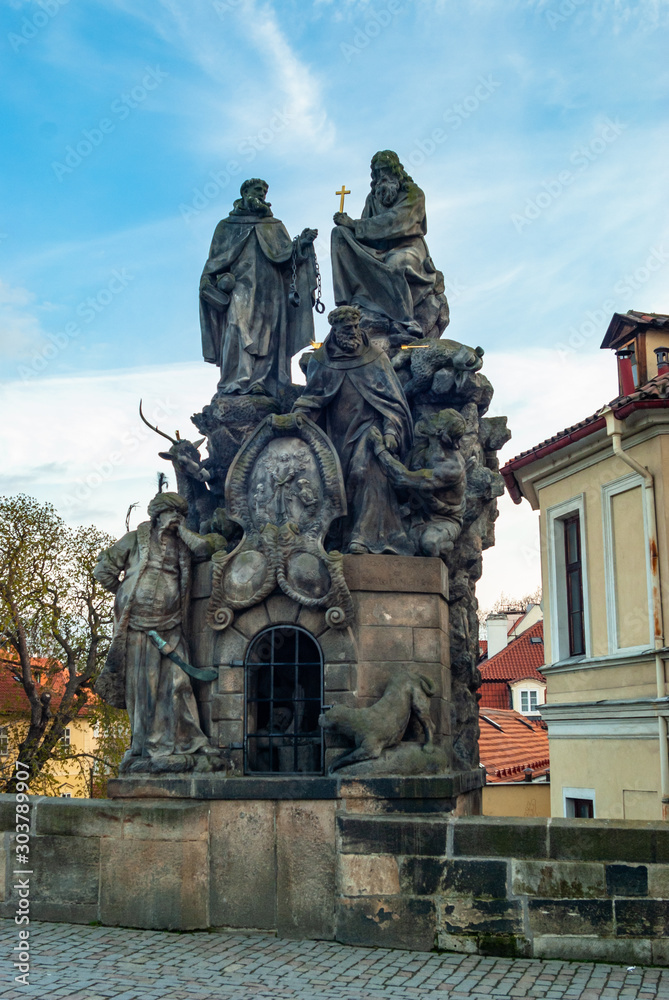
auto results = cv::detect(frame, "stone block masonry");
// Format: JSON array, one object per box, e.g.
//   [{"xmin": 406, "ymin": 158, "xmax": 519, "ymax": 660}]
[
  {"xmin": 3, "ymin": 794, "xmax": 669, "ymax": 964},
  {"xmin": 189, "ymin": 552, "xmax": 453, "ymax": 762}
]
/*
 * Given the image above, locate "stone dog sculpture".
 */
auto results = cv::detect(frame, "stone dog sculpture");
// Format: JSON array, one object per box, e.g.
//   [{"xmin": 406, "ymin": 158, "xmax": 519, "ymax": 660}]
[{"xmin": 319, "ymin": 670, "xmax": 436, "ymax": 773}]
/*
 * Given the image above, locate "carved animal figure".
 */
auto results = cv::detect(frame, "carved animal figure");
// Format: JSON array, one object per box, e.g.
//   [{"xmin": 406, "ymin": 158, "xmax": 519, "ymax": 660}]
[
  {"xmin": 139, "ymin": 401, "xmax": 216, "ymax": 532},
  {"xmin": 319, "ymin": 670, "xmax": 436, "ymax": 773},
  {"xmin": 392, "ymin": 337, "xmax": 484, "ymax": 399}
]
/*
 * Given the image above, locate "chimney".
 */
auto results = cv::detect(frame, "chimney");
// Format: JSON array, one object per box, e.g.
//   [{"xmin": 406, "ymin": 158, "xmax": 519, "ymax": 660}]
[
  {"xmin": 616, "ymin": 349, "xmax": 636, "ymax": 396},
  {"xmin": 486, "ymin": 613, "xmax": 509, "ymax": 658},
  {"xmin": 655, "ymin": 346, "xmax": 669, "ymax": 377}
]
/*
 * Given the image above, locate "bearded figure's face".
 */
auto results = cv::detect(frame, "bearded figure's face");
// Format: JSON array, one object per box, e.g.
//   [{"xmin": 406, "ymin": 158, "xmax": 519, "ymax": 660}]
[
  {"xmin": 156, "ymin": 509, "xmax": 182, "ymax": 532},
  {"xmin": 373, "ymin": 166, "xmax": 401, "ymax": 207},
  {"xmin": 242, "ymin": 182, "xmax": 272, "ymax": 216},
  {"xmin": 332, "ymin": 320, "xmax": 363, "ymax": 355}
]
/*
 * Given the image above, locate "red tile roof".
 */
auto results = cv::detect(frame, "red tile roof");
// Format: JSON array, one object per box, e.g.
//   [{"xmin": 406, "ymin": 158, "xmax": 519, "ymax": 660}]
[
  {"xmin": 479, "ymin": 621, "xmax": 546, "ymax": 683},
  {"xmin": 0, "ymin": 662, "xmax": 32, "ymax": 713},
  {"xmin": 0, "ymin": 653, "xmax": 97, "ymax": 715},
  {"xmin": 478, "ymin": 639, "xmax": 488, "ymax": 660},
  {"xmin": 478, "ymin": 681, "xmax": 510, "ymax": 710},
  {"xmin": 600, "ymin": 310, "xmax": 669, "ymax": 350},
  {"xmin": 479, "ymin": 708, "xmax": 550, "ymax": 783}
]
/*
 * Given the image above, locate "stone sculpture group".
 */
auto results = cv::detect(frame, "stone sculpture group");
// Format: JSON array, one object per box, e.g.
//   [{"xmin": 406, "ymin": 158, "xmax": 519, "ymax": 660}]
[{"xmin": 94, "ymin": 150, "xmax": 510, "ymax": 778}]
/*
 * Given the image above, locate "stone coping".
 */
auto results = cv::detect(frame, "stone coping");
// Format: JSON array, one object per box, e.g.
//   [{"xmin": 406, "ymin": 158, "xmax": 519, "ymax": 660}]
[{"xmin": 106, "ymin": 769, "xmax": 483, "ymax": 800}]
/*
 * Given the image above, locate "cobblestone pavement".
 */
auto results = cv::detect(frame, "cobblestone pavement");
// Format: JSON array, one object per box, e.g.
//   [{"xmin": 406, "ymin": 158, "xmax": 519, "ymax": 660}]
[{"xmin": 2, "ymin": 920, "xmax": 669, "ymax": 1000}]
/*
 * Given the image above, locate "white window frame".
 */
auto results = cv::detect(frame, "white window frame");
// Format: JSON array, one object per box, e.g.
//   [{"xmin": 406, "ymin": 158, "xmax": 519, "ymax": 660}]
[
  {"xmin": 563, "ymin": 786, "xmax": 596, "ymax": 818},
  {"xmin": 61, "ymin": 727, "xmax": 71, "ymax": 747},
  {"xmin": 601, "ymin": 472, "xmax": 653, "ymax": 654},
  {"xmin": 0, "ymin": 727, "xmax": 8, "ymax": 757},
  {"xmin": 509, "ymin": 679, "xmax": 546, "ymax": 715},
  {"xmin": 546, "ymin": 494, "xmax": 591, "ymax": 662},
  {"xmin": 520, "ymin": 689, "xmax": 539, "ymax": 714}
]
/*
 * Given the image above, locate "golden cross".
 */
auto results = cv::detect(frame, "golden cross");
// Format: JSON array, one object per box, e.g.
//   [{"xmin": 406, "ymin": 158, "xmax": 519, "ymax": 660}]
[{"xmin": 335, "ymin": 184, "xmax": 350, "ymax": 213}]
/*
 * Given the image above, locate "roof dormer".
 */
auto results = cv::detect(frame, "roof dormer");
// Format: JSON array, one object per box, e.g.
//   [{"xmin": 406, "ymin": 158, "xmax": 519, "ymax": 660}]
[{"xmin": 600, "ymin": 311, "xmax": 669, "ymax": 395}]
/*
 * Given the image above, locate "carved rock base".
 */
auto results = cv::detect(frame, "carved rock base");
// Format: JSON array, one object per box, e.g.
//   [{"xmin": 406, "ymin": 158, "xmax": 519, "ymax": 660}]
[
  {"xmin": 191, "ymin": 390, "xmax": 297, "ymax": 498},
  {"xmin": 119, "ymin": 751, "xmax": 230, "ymax": 775},
  {"xmin": 329, "ymin": 742, "xmax": 450, "ymax": 777}
]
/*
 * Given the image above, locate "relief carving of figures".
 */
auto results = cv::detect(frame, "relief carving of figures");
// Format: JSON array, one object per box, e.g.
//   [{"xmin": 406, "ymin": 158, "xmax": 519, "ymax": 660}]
[
  {"xmin": 93, "ymin": 492, "xmax": 223, "ymax": 774},
  {"xmin": 200, "ymin": 177, "xmax": 319, "ymax": 397},
  {"xmin": 292, "ymin": 305, "xmax": 414, "ymax": 556},
  {"xmin": 331, "ymin": 150, "xmax": 450, "ymax": 339},
  {"xmin": 207, "ymin": 412, "xmax": 353, "ymax": 631}
]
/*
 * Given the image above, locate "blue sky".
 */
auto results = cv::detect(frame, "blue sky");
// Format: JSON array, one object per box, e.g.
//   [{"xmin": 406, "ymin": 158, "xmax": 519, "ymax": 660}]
[{"xmin": 1, "ymin": 0, "xmax": 668, "ymax": 606}]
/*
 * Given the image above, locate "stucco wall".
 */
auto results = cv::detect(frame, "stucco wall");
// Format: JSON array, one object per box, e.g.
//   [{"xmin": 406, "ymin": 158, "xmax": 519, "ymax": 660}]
[
  {"xmin": 549, "ymin": 737, "xmax": 661, "ymax": 820},
  {"xmin": 538, "ymin": 437, "xmax": 662, "ymax": 665},
  {"xmin": 482, "ymin": 782, "xmax": 551, "ymax": 818}
]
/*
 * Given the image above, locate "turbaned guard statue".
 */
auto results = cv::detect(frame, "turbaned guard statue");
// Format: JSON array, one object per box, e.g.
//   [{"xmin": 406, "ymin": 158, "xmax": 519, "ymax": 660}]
[{"xmin": 94, "ymin": 492, "xmax": 222, "ymax": 773}]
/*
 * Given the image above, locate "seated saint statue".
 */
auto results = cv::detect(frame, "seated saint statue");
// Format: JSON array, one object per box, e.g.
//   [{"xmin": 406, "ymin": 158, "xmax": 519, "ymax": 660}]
[
  {"xmin": 331, "ymin": 150, "xmax": 449, "ymax": 339},
  {"xmin": 200, "ymin": 178, "xmax": 318, "ymax": 397}
]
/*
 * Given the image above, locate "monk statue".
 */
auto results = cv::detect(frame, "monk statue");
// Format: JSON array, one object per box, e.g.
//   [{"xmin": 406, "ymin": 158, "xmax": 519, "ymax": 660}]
[
  {"xmin": 293, "ymin": 305, "xmax": 414, "ymax": 555},
  {"xmin": 93, "ymin": 492, "xmax": 220, "ymax": 773},
  {"xmin": 331, "ymin": 150, "xmax": 449, "ymax": 339},
  {"xmin": 200, "ymin": 178, "xmax": 319, "ymax": 397}
]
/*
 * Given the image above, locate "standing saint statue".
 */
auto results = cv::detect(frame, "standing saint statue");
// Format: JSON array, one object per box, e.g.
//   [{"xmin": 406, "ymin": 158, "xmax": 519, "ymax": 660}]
[
  {"xmin": 200, "ymin": 178, "xmax": 319, "ymax": 396},
  {"xmin": 94, "ymin": 492, "xmax": 218, "ymax": 772},
  {"xmin": 293, "ymin": 305, "xmax": 414, "ymax": 555},
  {"xmin": 331, "ymin": 150, "xmax": 449, "ymax": 339}
]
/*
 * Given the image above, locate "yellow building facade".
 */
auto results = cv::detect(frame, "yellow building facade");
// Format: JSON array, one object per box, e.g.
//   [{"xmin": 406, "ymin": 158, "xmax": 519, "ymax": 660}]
[
  {"xmin": 0, "ymin": 715, "xmax": 98, "ymax": 798},
  {"xmin": 503, "ymin": 311, "xmax": 669, "ymax": 820}
]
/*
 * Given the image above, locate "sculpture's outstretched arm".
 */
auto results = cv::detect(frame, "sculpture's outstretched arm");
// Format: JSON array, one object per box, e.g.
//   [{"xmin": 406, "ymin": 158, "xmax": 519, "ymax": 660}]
[
  {"xmin": 369, "ymin": 427, "xmax": 434, "ymax": 491},
  {"xmin": 177, "ymin": 520, "xmax": 215, "ymax": 559}
]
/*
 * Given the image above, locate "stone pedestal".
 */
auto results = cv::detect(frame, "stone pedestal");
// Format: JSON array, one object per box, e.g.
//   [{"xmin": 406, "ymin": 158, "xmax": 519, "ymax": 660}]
[{"xmin": 185, "ymin": 553, "xmax": 453, "ymax": 777}]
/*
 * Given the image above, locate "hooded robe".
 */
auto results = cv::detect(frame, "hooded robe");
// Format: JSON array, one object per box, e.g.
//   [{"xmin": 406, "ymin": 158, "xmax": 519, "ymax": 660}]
[
  {"xmin": 200, "ymin": 213, "xmax": 317, "ymax": 395},
  {"xmin": 293, "ymin": 336, "xmax": 414, "ymax": 555},
  {"xmin": 331, "ymin": 181, "xmax": 439, "ymax": 329}
]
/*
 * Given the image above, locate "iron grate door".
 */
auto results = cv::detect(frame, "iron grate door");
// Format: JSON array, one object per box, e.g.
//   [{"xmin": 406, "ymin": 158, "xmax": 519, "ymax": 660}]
[{"xmin": 244, "ymin": 625, "xmax": 324, "ymax": 775}]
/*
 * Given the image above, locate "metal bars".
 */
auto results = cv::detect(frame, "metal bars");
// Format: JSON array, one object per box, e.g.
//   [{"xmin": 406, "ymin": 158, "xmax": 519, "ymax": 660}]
[{"xmin": 244, "ymin": 625, "xmax": 324, "ymax": 775}]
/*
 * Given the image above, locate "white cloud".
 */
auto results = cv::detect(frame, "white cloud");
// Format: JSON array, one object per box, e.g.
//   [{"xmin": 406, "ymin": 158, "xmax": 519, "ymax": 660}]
[
  {"xmin": 93, "ymin": 0, "xmax": 335, "ymax": 159},
  {"xmin": 0, "ymin": 280, "xmax": 50, "ymax": 360},
  {"xmin": 243, "ymin": 1, "xmax": 335, "ymax": 151},
  {"xmin": 0, "ymin": 363, "xmax": 216, "ymax": 535}
]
